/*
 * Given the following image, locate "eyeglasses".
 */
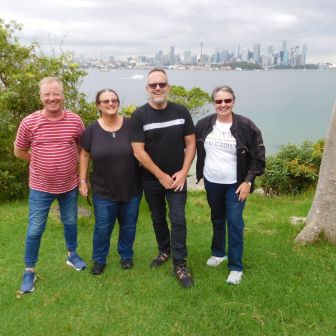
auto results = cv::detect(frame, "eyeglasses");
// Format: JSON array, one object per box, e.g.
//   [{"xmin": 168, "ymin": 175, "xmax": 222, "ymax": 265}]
[
  {"xmin": 100, "ymin": 99, "xmax": 119, "ymax": 104},
  {"xmin": 214, "ymin": 99, "xmax": 234, "ymax": 105},
  {"xmin": 147, "ymin": 82, "xmax": 168, "ymax": 89}
]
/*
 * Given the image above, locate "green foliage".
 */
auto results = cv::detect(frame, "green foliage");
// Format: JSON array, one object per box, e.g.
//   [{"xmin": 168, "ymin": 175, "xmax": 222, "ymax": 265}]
[
  {"xmin": 258, "ymin": 139, "xmax": 325, "ymax": 195},
  {"xmin": 0, "ymin": 18, "xmax": 95, "ymax": 200},
  {"xmin": 121, "ymin": 104, "xmax": 137, "ymax": 117},
  {"xmin": 168, "ymin": 85, "xmax": 211, "ymax": 117},
  {"xmin": 229, "ymin": 61, "xmax": 263, "ymax": 70}
]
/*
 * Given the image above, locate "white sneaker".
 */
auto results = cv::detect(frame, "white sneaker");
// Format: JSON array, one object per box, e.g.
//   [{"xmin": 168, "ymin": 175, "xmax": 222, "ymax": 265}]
[
  {"xmin": 226, "ymin": 271, "xmax": 243, "ymax": 285},
  {"xmin": 206, "ymin": 256, "xmax": 228, "ymax": 267}
]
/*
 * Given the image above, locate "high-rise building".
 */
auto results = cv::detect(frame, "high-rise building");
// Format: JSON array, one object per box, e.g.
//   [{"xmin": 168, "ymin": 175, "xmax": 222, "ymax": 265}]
[
  {"xmin": 168, "ymin": 46, "xmax": 175, "ymax": 65},
  {"xmin": 302, "ymin": 44, "xmax": 307, "ymax": 65},
  {"xmin": 253, "ymin": 43, "xmax": 261, "ymax": 64},
  {"xmin": 220, "ymin": 50, "xmax": 229, "ymax": 64},
  {"xmin": 282, "ymin": 40, "xmax": 287, "ymax": 52},
  {"xmin": 235, "ymin": 44, "xmax": 241, "ymax": 59},
  {"xmin": 241, "ymin": 48, "xmax": 249, "ymax": 61},
  {"xmin": 183, "ymin": 50, "xmax": 192, "ymax": 64}
]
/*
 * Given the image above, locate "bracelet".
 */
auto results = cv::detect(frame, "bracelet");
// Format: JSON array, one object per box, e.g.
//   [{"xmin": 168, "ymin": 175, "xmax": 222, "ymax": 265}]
[{"xmin": 79, "ymin": 180, "xmax": 87, "ymax": 184}]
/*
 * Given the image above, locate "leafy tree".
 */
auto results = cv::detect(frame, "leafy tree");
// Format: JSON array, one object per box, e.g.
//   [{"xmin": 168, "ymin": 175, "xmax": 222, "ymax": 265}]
[
  {"xmin": 168, "ymin": 85, "xmax": 211, "ymax": 118},
  {"xmin": 0, "ymin": 18, "xmax": 95, "ymax": 200}
]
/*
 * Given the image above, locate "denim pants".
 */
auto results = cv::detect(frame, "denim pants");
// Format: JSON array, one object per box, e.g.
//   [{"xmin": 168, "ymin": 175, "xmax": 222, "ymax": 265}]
[
  {"xmin": 92, "ymin": 193, "xmax": 141, "ymax": 264},
  {"xmin": 25, "ymin": 188, "xmax": 78, "ymax": 268},
  {"xmin": 204, "ymin": 179, "xmax": 245, "ymax": 271},
  {"xmin": 143, "ymin": 180, "xmax": 188, "ymax": 266}
]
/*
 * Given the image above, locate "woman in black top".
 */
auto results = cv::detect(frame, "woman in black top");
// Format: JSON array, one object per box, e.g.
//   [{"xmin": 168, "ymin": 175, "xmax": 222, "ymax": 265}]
[{"xmin": 79, "ymin": 89, "xmax": 142, "ymax": 275}]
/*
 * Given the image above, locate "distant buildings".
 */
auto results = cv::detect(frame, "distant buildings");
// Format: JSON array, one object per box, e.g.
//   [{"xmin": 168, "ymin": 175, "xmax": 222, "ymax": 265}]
[{"xmin": 73, "ymin": 40, "xmax": 315, "ymax": 70}]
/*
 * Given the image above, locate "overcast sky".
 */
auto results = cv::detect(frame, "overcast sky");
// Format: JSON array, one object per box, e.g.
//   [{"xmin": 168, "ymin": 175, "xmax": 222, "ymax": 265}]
[{"xmin": 1, "ymin": 0, "xmax": 335, "ymax": 63}]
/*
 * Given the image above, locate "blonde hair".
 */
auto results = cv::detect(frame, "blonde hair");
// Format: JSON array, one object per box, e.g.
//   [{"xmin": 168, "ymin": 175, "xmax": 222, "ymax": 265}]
[{"xmin": 39, "ymin": 77, "xmax": 64, "ymax": 93}]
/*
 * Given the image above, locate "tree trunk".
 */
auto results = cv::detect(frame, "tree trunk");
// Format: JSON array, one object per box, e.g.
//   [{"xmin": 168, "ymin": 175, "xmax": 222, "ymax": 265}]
[{"xmin": 295, "ymin": 102, "xmax": 336, "ymax": 244}]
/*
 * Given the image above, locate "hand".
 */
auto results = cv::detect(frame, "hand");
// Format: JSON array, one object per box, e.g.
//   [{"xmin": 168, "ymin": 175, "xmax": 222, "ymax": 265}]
[
  {"xmin": 235, "ymin": 182, "xmax": 251, "ymax": 201},
  {"xmin": 158, "ymin": 173, "xmax": 175, "ymax": 189},
  {"xmin": 79, "ymin": 181, "xmax": 89, "ymax": 197},
  {"xmin": 171, "ymin": 170, "xmax": 187, "ymax": 192}
]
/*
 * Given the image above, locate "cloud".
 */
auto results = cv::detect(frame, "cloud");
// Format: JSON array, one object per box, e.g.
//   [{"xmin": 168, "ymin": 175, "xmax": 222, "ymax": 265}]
[{"xmin": 1, "ymin": 0, "xmax": 335, "ymax": 62}]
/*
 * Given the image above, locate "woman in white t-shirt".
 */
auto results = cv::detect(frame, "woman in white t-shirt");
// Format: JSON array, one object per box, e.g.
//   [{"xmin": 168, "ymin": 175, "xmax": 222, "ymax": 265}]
[{"xmin": 195, "ymin": 85, "xmax": 265, "ymax": 285}]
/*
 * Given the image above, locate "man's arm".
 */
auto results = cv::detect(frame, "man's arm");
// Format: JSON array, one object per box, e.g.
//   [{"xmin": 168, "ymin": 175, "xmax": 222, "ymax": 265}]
[
  {"xmin": 171, "ymin": 134, "xmax": 196, "ymax": 191},
  {"xmin": 131, "ymin": 142, "xmax": 175, "ymax": 189},
  {"xmin": 14, "ymin": 146, "xmax": 31, "ymax": 162}
]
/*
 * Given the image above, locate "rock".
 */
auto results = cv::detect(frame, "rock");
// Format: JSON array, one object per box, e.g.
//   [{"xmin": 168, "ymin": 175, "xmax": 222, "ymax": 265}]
[
  {"xmin": 50, "ymin": 204, "xmax": 91, "ymax": 220},
  {"xmin": 187, "ymin": 175, "xmax": 204, "ymax": 190},
  {"xmin": 289, "ymin": 216, "xmax": 306, "ymax": 225}
]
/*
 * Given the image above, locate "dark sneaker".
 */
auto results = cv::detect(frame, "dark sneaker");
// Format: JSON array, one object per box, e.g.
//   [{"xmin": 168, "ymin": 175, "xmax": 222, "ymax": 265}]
[
  {"xmin": 66, "ymin": 251, "xmax": 87, "ymax": 271},
  {"xmin": 20, "ymin": 271, "xmax": 36, "ymax": 294},
  {"xmin": 173, "ymin": 264, "xmax": 194, "ymax": 289},
  {"xmin": 91, "ymin": 262, "xmax": 106, "ymax": 275},
  {"xmin": 150, "ymin": 251, "xmax": 170, "ymax": 268},
  {"xmin": 120, "ymin": 259, "xmax": 133, "ymax": 270}
]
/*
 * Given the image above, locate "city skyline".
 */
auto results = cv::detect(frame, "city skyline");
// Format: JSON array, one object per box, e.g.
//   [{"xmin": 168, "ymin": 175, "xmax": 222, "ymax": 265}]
[
  {"xmin": 1, "ymin": 0, "xmax": 335, "ymax": 63},
  {"xmin": 73, "ymin": 39, "xmax": 310, "ymax": 70}
]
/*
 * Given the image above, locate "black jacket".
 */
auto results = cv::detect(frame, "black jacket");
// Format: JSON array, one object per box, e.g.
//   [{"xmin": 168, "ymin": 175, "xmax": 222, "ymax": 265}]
[{"xmin": 195, "ymin": 113, "xmax": 265, "ymax": 191}]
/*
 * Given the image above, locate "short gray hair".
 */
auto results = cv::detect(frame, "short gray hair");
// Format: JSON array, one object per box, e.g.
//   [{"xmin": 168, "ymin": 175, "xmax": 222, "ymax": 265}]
[{"xmin": 211, "ymin": 85, "xmax": 235, "ymax": 102}]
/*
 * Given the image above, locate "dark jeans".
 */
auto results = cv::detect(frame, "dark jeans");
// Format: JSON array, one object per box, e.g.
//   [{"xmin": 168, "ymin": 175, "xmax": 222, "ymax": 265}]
[
  {"xmin": 143, "ymin": 179, "xmax": 188, "ymax": 265},
  {"xmin": 204, "ymin": 179, "xmax": 245, "ymax": 271},
  {"xmin": 92, "ymin": 193, "xmax": 141, "ymax": 264}
]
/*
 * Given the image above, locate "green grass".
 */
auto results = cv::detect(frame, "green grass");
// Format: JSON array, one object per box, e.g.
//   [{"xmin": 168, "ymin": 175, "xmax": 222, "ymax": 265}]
[{"xmin": 1, "ymin": 190, "xmax": 336, "ymax": 335}]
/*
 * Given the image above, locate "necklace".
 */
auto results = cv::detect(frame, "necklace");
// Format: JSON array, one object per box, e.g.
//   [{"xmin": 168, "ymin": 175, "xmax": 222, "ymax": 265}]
[{"xmin": 98, "ymin": 116, "xmax": 122, "ymax": 138}]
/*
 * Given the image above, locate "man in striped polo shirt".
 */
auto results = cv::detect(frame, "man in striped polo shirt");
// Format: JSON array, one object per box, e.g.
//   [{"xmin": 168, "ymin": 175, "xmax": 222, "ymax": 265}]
[{"xmin": 14, "ymin": 77, "xmax": 87, "ymax": 294}]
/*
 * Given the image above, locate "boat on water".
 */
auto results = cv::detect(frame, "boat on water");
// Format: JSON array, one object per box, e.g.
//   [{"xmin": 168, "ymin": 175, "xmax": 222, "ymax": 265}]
[{"xmin": 131, "ymin": 74, "xmax": 144, "ymax": 79}]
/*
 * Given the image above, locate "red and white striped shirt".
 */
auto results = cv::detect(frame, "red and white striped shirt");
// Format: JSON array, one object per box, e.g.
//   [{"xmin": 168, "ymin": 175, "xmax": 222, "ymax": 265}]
[{"xmin": 15, "ymin": 110, "xmax": 85, "ymax": 194}]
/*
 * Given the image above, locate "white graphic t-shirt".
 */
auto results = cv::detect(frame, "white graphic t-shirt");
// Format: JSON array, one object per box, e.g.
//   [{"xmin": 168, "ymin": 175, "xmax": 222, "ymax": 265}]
[{"xmin": 203, "ymin": 120, "xmax": 237, "ymax": 184}]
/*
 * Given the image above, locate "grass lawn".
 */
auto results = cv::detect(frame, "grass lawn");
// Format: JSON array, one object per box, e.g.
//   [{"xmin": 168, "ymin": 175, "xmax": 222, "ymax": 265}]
[{"xmin": 1, "ymin": 190, "xmax": 335, "ymax": 335}]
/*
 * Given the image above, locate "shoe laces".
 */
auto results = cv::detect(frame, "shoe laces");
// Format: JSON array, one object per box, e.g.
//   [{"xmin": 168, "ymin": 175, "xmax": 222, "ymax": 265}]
[
  {"xmin": 175, "ymin": 265, "xmax": 191, "ymax": 280},
  {"xmin": 157, "ymin": 252, "xmax": 170, "ymax": 262}
]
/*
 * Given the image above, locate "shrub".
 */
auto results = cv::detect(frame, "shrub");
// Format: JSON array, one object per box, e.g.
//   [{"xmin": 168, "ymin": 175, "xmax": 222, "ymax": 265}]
[
  {"xmin": 258, "ymin": 139, "xmax": 325, "ymax": 195},
  {"xmin": 0, "ymin": 18, "xmax": 95, "ymax": 200}
]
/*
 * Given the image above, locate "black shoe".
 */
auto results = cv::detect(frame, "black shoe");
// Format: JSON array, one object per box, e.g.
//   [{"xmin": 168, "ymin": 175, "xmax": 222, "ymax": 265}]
[
  {"xmin": 120, "ymin": 259, "xmax": 133, "ymax": 270},
  {"xmin": 150, "ymin": 251, "xmax": 170, "ymax": 268},
  {"xmin": 173, "ymin": 264, "xmax": 194, "ymax": 289},
  {"xmin": 91, "ymin": 262, "xmax": 106, "ymax": 275}
]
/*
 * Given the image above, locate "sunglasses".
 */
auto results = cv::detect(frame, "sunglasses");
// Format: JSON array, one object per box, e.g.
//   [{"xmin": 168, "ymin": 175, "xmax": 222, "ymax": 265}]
[
  {"xmin": 214, "ymin": 99, "xmax": 234, "ymax": 104},
  {"xmin": 100, "ymin": 99, "xmax": 119, "ymax": 104},
  {"xmin": 147, "ymin": 82, "xmax": 168, "ymax": 89}
]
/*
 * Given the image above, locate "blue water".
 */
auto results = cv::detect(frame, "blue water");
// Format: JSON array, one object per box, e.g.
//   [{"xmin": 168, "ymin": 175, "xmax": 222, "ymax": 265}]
[{"xmin": 80, "ymin": 69, "xmax": 336, "ymax": 155}]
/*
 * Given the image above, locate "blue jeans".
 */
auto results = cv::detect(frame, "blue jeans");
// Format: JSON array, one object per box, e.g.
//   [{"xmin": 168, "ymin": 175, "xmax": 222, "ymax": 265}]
[
  {"xmin": 204, "ymin": 179, "xmax": 245, "ymax": 271},
  {"xmin": 143, "ymin": 180, "xmax": 187, "ymax": 265},
  {"xmin": 92, "ymin": 193, "xmax": 141, "ymax": 264},
  {"xmin": 25, "ymin": 188, "xmax": 78, "ymax": 268}
]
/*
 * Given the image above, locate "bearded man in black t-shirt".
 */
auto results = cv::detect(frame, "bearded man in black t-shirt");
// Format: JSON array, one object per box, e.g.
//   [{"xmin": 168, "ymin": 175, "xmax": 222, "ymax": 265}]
[{"xmin": 130, "ymin": 68, "xmax": 196, "ymax": 288}]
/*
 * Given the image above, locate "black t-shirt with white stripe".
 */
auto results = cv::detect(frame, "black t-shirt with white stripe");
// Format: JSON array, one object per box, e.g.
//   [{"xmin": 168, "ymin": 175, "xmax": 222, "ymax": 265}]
[{"xmin": 130, "ymin": 102, "xmax": 195, "ymax": 181}]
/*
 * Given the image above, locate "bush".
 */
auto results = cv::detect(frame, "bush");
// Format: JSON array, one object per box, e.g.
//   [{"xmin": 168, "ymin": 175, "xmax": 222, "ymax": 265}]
[
  {"xmin": 0, "ymin": 18, "xmax": 96, "ymax": 200},
  {"xmin": 258, "ymin": 139, "xmax": 325, "ymax": 195}
]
